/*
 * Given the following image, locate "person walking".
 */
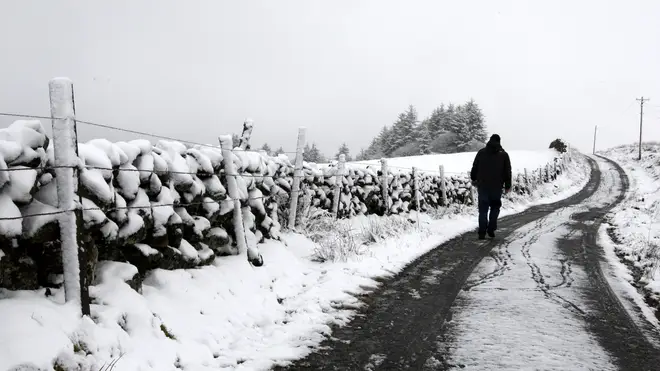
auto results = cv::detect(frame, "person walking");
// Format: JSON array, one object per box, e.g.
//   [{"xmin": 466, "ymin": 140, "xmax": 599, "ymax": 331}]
[{"xmin": 470, "ymin": 134, "xmax": 512, "ymax": 240}]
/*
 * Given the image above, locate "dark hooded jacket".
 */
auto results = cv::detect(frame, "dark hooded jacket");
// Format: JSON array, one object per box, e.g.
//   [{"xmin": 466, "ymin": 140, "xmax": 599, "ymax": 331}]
[{"xmin": 470, "ymin": 139, "xmax": 512, "ymax": 191}]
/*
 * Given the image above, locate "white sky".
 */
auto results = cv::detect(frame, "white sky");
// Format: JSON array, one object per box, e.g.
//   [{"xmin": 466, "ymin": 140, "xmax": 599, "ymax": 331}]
[{"xmin": 1, "ymin": 0, "xmax": 660, "ymax": 156}]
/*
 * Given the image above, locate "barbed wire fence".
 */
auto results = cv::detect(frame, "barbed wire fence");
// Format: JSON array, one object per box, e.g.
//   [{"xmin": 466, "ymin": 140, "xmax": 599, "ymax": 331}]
[{"xmin": 0, "ymin": 77, "xmax": 571, "ymax": 317}]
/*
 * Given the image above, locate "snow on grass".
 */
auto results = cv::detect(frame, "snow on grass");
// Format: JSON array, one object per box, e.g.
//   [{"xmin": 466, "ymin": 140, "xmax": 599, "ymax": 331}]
[
  {"xmin": 598, "ymin": 144, "xmax": 660, "ymax": 334},
  {"xmin": 0, "ymin": 290, "xmax": 81, "ymax": 371},
  {"xmin": 600, "ymin": 146, "xmax": 660, "ymax": 277},
  {"xmin": 0, "ymin": 151, "xmax": 587, "ymax": 371},
  {"xmin": 597, "ymin": 224, "xmax": 660, "ymax": 347}
]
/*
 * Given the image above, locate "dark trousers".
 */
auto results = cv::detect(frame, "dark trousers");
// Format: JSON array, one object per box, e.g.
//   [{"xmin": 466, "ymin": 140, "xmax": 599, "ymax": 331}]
[{"xmin": 478, "ymin": 187, "xmax": 502, "ymax": 235}]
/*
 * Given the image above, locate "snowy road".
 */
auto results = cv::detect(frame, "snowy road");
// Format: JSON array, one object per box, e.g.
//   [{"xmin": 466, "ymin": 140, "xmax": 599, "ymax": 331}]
[{"xmin": 278, "ymin": 156, "xmax": 660, "ymax": 371}]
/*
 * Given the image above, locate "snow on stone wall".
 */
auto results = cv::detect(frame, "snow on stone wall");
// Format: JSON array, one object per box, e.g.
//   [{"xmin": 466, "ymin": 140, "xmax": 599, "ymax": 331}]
[{"xmin": 0, "ymin": 119, "xmax": 566, "ymax": 291}]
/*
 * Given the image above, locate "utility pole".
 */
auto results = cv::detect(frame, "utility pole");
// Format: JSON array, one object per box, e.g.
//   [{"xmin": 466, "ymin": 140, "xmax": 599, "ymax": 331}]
[
  {"xmin": 637, "ymin": 96, "xmax": 650, "ymax": 160},
  {"xmin": 593, "ymin": 125, "xmax": 597, "ymax": 155}
]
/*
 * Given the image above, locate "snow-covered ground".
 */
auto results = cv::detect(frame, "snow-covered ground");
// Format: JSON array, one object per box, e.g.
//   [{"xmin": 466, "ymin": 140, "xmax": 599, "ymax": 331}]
[
  {"xmin": 442, "ymin": 156, "xmax": 620, "ymax": 370},
  {"xmin": 347, "ymin": 149, "xmax": 559, "ymax": 175},
  {"xmin": 0, "ymin": 150, "xmax": 588, "ymax": 371},
  {"xmin": 599, "ymin": 144, "xmax": 660, "ymax": 333}
]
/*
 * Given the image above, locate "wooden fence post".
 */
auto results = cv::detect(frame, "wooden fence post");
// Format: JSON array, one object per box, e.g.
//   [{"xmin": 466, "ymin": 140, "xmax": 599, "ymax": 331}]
[
  {"xmin": 412, "ymin": 167, "xmax": 421, "ymax": 211},
  {"xmin": 439, "ymin": 165, "xmax": 447, "ymax": 206},
  {"xmin": 288, "ymin": 127, "xmax": 306, "ymax": 229},
  {"xmin": 380, "ymin": 158, "xmax": 390, "ymax": 214},
  {"xmin": 49, "ymin": 77, "xmax": 89, "ymax": 316},
  {"xmin": 545, "ymin": 163, "xmax": 550, "ymax": 181},
  {"xmin": 237, "ymin": 119, "xmax": 254, "ymax": 150},
  {"xmin": 332, "ymin": 154, "xmax": 346, "ymax": 218},
  {"xmin": 219, "ymin": 135, "xmax": 263, "ymax": 265}
]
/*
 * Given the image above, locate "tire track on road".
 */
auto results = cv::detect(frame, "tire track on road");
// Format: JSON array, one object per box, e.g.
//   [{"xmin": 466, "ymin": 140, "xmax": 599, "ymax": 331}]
[{"xmin": 276, "ymin": 158, "xmax": 601, "ymax": 371}]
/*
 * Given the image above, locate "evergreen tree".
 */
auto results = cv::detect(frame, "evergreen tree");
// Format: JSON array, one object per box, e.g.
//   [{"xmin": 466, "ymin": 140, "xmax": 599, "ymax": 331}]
[
  {"xmin": 335, "ymin": 142, "xmax": 352, "ymax": 161},
  {"xmin": 461, "ymin": 99, "xmax": 487, "ymax": 143},
  {"xmin": 417, "ymin": 119, "xmax": 433, "ymax": 155},
  {"xmin": 449, "ymin": 105, "xmax": 471, "ymax": 149},
  {"xmin": 378, "ymin": 126, "xmax": 396, "ymax": 156},
  {"xmin": 442, "ymin": 104, "xmax": 457, "ymax": 132},
  {"xmin": 305, "ymin": 143, "xmax": 324, "ymax": 163},
  {"xmin": 355, "ymin": 148, "xmax": 369, "ymax": 161},
  {"xmin": 274, "ymin": 147, "xmax": 285, "ymax": 156},
  {"xmin": 391, "ymin": 105, "xmax": 418, "ymax": 149},
  {"xmin": 260, "ymin": 143, "xmax": 272, "ymax": 155},
  {"xmin": 445, "ymin": 104, "xmax": 475, "ymax": 150},
  {"xmin": 427, "ymin": 104, "xmax": 445, "ymax": 135},
  {"xmin": 366, "ymin": 136, "xmax": 384, "ymax": 160},
  {"xmin": 403, "ymin": 105, "xmax": 419, "ymax": 144},
  {"xmin": 303, "ymin": 143, "xmax": 313, "ymax": 162}
]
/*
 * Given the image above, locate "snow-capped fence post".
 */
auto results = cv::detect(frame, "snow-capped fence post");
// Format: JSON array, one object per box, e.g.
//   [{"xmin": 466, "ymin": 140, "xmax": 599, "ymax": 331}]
[
  {"xmin": 49, "ymin": 77, "xmax": 90, "ymax": 316},
  {"xmin": 413, "ymin": 167, "xmax": 423, "ymax": 212},
  {"xmin": 288, "ymin": 127, "xmax": 307, "ymax": 229},
  {"xmin": 238, "ymin": 119, "xmax": 254, "ymax": 150},
  {"xmin": 380, "ymin": 158, "xmax": 390, "ymax": 214},
  {"xmin": 412, "ymin": 167, "xmax": 421, "ymax": 227},
  {"xmin": 219, "ymin": 135, "xmax": 263, "ymax": 266},
  {"xmin": 439, "ymin": 165, "xmax": 447, "ymax": 206},
  {"xmin": 545, "ymin": 163, "xmax": 550, "ymax": 182},
  {"xmin": 332, "ymin": 154, "xmax": 346, "ymax": 219}
]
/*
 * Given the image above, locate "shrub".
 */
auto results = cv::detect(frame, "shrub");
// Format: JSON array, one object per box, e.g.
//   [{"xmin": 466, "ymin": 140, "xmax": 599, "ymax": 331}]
[{"xmin": 549, "ymin": 138, "xmax": 568, "ymax": 153}]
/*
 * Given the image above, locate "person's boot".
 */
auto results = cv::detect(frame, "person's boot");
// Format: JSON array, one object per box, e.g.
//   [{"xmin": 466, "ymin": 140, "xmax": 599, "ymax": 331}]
[
  {"xmin": 478, "ymin": 233, "xmax": 486, "ymax": 240},
  {"xmin": 487, "ymin": 230, "xmax": 495, "ymax": 238}
]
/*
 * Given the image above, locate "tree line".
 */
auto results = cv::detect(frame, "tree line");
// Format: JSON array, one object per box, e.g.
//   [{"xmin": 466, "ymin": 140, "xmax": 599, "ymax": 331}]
[
  {"xmin": 247, "ymin": 99, "xmax": 488, "ymax": 163},
  {"xmin": 356, "ymin": 100, "xmax": 487, "ymax": 161}
]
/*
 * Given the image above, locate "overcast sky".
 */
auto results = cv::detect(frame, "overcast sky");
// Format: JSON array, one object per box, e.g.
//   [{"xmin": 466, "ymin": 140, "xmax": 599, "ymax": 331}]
[{"xmin": 1, "ymin": 0, "xmax": 660, "ymax": 156}]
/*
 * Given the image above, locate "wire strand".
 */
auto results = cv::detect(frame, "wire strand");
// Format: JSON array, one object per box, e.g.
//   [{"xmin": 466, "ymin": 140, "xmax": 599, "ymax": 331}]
[
  {"xmin": 0, "ymin": 209, "xmax": 68, "ymax": 220},
  {"xmin": 0, "ymin": 192, "xmax": 295, "ymax": 221},
  {"xmin": 74, "ymin": 118, "xmax": 298, "ymax": 155},
  {"xmin": 0, "ymin": 112, "xmax": 55, "ymax": 121},
  {"xmin": 0, "ymin": 165, "xmax": 77, "ymax": 172},
  {"xmin": 0, "ymin": 111, "xmax": 296, "ymax": 155}
]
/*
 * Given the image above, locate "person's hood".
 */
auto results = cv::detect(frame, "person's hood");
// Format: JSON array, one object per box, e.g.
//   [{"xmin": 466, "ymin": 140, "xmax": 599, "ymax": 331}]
[{"xmin": 486, "ymin": 139, "xmax": 502, "ymax": 153}]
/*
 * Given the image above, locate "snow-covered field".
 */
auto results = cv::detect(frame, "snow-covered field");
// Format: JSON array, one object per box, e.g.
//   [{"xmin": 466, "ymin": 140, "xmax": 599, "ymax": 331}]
[
  {"xmin": 599, "ymin": 144, "xmax": 660, "ymax": 330},
  {"xmin": 0, "ymin": 150, "xmax": 588, "ymax": 371},
  {"xmin": 348, "ymin": 149, "xmax": 560, "ymax": 175}
]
